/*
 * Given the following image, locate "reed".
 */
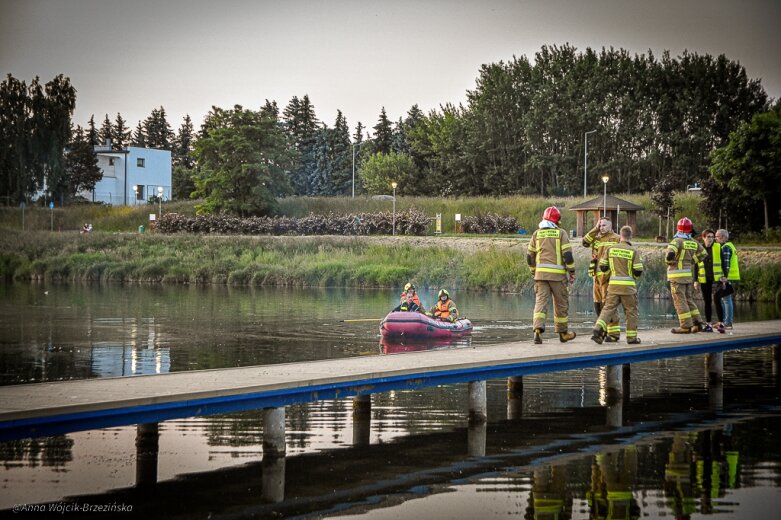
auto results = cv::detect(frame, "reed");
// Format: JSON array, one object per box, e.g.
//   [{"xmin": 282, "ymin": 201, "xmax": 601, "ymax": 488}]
[{"xmin": 2, "ymin": 230, "xmax": 778, "ymax": 302}]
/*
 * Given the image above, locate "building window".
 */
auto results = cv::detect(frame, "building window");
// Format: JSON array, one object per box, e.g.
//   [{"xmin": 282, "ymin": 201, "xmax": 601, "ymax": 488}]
[
  {"xmin": 108, "ymin": 158, "xmax": 115, "ymax": 166},
  {"xmin": 137, "ymin": 158, "xmax": 145, "ymax": 168},
  {"xmin": 135, "ymin": 185, "xmax": 144, "ymax": 200}
]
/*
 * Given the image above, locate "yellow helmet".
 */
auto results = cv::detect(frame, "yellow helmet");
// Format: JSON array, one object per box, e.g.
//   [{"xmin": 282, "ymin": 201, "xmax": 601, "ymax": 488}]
[
  {"xmin": 438, "ymin": 289, "xmax": 450, "ymax": 299},
  {"xmin": 404, "ymin": 282, "xmax": 415, "ymax": 292}
]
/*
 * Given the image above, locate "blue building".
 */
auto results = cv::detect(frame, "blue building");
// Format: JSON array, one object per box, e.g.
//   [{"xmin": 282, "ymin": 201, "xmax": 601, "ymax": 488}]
[{"xmin": 82, "ymin": 141, "xmax": 172, "ymax": 206}]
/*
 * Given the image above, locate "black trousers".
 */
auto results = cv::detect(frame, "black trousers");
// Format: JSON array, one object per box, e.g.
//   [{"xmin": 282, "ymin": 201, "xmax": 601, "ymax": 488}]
[{"xmin": 699, "ymin": 281, "xmax": 724, "ymax": 323}]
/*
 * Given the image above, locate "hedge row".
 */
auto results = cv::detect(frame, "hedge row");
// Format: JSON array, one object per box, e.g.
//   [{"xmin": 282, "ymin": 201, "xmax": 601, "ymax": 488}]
[
  {"xmin": 157, "ymin": 209, "xmax": 432, "ymax": 235},
  {"xmin": 461, "ymin": 212, "xmax": 520, "ymax": 234}
]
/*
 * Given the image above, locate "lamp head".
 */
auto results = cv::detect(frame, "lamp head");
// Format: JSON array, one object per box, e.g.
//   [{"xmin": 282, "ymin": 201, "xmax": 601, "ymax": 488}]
[
  {"xmin": 391, "ymin": 182, "xmax": 397, "ymax": 189},
  {"xmin": 601, "ymin": 175, "xmax": 609, "ymax": 184}
]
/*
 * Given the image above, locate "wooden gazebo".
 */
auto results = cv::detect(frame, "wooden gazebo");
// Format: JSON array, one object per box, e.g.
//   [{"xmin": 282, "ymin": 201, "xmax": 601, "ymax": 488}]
[{"xmin": 569, "ymin": 195, "xmax": 644, "ymax": 237}]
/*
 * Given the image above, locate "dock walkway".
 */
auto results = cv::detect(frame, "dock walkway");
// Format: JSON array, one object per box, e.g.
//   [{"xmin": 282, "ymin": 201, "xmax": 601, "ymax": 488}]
[{"xmin": 1, "ymin": 320, "xmax": 780, "ymax": 440}]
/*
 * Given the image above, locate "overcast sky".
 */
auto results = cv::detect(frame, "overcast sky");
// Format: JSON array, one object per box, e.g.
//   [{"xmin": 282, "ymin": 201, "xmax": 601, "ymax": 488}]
[{"xmin": 2, "ymin": 0, "xmax": 779, "ymax": 135}]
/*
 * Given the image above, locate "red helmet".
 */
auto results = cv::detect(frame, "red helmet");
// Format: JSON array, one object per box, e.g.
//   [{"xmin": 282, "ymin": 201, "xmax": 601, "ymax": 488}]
[
  {"xmin": 543, "ymin": 206, "xmax": 561, "ymax": 224},
  {"xmin": 677, "ymin": 217, "xmax": 693, "ymax": 234}
]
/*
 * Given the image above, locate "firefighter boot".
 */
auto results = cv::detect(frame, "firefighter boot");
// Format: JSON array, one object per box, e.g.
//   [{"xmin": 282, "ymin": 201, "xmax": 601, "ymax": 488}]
[
  {"xmin": 559, "ymin": 331, "xmax": 577, "ymax": 343},
  {"xmin": 627, "ymin": 337, "xmax": 642, "ymax": 345},
  {"xmin": 671, "ymin": 326, "xmax": 692, "ymax": 334},
  {"xmin": 533, "ymin": 328, "xmax": 543, "ymax": 345},
  {"xmin": 590, "ymin": 329, "xmax": 605, "ymax": 345}
]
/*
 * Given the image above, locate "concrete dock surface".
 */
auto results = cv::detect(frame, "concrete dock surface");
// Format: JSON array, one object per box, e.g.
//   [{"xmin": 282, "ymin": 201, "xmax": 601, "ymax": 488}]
[{"xmin": 1, "ymin": 320, "xmax": 780, "ymax": 431}]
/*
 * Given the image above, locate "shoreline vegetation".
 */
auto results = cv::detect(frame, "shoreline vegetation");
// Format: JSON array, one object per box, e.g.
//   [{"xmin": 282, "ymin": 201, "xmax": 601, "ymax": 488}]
[
  {"xmin": 2, "ymin": 231, "xmax": 780, "ymax": 303},
  {"xmin": 1, "ymin": 195, "xmax": 779, "ymax": 303}
]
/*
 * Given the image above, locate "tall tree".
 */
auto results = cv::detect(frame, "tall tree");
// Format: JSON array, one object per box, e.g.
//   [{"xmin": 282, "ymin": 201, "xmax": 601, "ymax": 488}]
[
  {"xmin": 132, "ymin": 121, "xmax": 146, "ymax": 147},
  {"xmin": 709, "ymin": 104, "xmax": 781, "ymax": 232},
  {"xmin": 192, "ymin": 105, "xmax": 295, "ymax": 216},
  {"xmin": 112, "ymin": 113, "xmax": 131, "ymax": 150},
  {"xmin": 65, "ymin": 126, "xmax": 102, "ymax": 197},
  {"xmin": 143, "ymin": 106, "xmax": 174, "ymax": 149},
  {"xmin": 372, "ymin": 107, "xmax": 393, "ymax": 155},
  {"xmin": 172, "ymin": 114, "xmax": 195, "ymax": 169},
  {"xmin": 98, "ymin": 114, "xmax": 113, "ymax": 146},
  {"xmin": 282, "ymin": 95, "xmax": 319, "ymax": 195},
  {"xmin": 86, "ymin": 115, "xmax": 98, "ymax": 146}
]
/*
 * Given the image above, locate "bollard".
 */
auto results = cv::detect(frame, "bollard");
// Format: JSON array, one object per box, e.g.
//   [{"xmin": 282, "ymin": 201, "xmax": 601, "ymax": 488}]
[
  {"xmin": 507, "ymin": 376, "xmax": 523, "ymax": 420},
  {"xmin": 606, "ymin": 365, "xmax": 623, "ymax": 404},
  {"xmin": 262, "ymin": 407, "xmax": 286, "ymax": 457},
  {"xmin": 352, "ymin": 394, "xmax": 371, "ymax": 419},
  {"xmin": 352, "ymin": 395, "xmax": 371, "ymax": 445},
  {"xmin": 468, "ymin": 380, "xmax": 487, "ymax": 424}
]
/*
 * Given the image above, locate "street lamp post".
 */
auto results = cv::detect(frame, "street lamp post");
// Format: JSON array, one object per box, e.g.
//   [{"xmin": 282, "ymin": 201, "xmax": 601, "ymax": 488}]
[
  {"xmin": 391, "ymin": 182, "xmax": 397, "ymax": 236},
  {"xmin": 133, "ymin": 185, "xmax": 138, "ymax": 206},
  {"xmin": 601, "ymin": 175, "xmax": 609, "ymax": 217},
  {"xmin": 584, "ymin": 130, "xmax": 596, "ymax": 197},
  {"xmin": 157, "ymin": 186, "xmax": 164, "ymax": 218}
]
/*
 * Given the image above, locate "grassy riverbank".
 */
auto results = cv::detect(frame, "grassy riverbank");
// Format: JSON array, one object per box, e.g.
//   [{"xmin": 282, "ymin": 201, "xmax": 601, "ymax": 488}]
[{"xmin": 2, "ymin": 230, "xmax": 780, "ymax": 302}]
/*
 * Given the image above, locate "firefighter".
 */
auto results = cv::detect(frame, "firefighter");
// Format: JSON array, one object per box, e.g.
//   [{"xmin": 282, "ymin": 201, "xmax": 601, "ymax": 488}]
[
  {"xmin": 527, "ymin": 206, "xmax": 577, "ymax": 344},
  {"xmin": 582, "ymin": 217, "xmax": 621, "ymax": 341},
  {"xmin": 590, "ymin": 226, "xmax": 644, "ymax": 344},
  {"xmin": 401, "ymin": 282, "xmax": 422, "ymax": 307},
  {"xmin": 666, "ymin": 217, "xmax": 707, "ymax": 333},
  {"xmin": 430, "ymin": 289, "xmax": 458, "ymax": 322},
  {"xmin": 392, "ymin": 290, "xmax": 421, "ymax": 313}
]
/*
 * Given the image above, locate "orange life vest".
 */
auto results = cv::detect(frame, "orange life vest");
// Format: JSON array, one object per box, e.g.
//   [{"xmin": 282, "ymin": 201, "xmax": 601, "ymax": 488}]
[{"xmin": 433, "ymin": 299, "xmax": 455, "ymax": 319}]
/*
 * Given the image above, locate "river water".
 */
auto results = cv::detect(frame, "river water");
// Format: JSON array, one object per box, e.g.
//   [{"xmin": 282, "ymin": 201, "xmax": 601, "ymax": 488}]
[{"xmin": 0, "ymin": 284, "xmax": 780, "ymax": 518}]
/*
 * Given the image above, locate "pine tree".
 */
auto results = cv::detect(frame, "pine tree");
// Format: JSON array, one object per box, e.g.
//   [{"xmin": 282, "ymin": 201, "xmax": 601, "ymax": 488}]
[
  {"xmin": 144, "ymin": 106, "xmax": 174, "ymax": 150},
  {"xmin": 261, "ymin": 99, "xmax": 279, "ymax": 120},
  {"xmin": 173, "ymin": 115, "xmax": 195, "ymax": 169},
  {"xmin": 373, "ymin": 107, "xmax": 393, "ymax": 154},
  {"xmin": 282, "ymin": 95, "xmax": 320, "ymax": 195},
  {"xmin": 132, "ymin": 122, "xmax": 146, "ymax": 147},
  {"xmin": 87, "ymin": 115, "xmax": 98, "ymax": 146},
  {"xmin": 65, "ymin": 126, "xmax": 102, "ymax": 196},
  {"xmin": 112, "ymin": 113, "xmax": 131, "ymax": 150},
  {"xmin": 98, "ymin": 114, "xmax": 113, "ymax": 146},
  {"xmin": 330, "ymin": 110, "xmax": 353, "ymax": 195}
]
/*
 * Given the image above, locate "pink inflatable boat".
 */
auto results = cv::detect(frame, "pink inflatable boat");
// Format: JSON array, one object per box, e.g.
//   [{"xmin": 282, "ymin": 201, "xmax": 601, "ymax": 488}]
[{"xmin": 379, "ymin": 311, "xmax": 473, "ymax": 339}]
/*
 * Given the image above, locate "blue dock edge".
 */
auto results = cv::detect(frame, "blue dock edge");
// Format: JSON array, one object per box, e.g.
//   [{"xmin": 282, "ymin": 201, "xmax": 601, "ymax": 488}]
[{"xmin": 2, "ymin": 333, "xmax": 780, "ymax": 442}]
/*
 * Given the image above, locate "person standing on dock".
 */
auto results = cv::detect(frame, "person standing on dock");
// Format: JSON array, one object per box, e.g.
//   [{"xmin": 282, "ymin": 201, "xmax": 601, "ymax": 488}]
[
  {"xmin": 590, "ymin": 226, "xmax": 644, "ymax": 344},
  {"xmin": 715, "ymin": 229, "xmax": 740, "ymax": 329},
  {"xmin": 527, "ymin": 206, "xmax": 577, "ymax": 344},
  {"xmin": 694, "ymin": 229, "xmax": 725, "ymax": 332},
  {"xmin": 666, "ymin": 217, "xmax": 707, "ymax": 333},
  {"xmin": 582, "ymin": 217, "xmax": 621, "ymax": 341}
]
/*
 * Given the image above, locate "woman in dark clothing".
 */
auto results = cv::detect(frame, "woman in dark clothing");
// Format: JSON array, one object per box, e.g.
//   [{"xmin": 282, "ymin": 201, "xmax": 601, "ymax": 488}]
[{"xmin": 694, "ymin": 229, "xmax": 724, "ymax": 332}]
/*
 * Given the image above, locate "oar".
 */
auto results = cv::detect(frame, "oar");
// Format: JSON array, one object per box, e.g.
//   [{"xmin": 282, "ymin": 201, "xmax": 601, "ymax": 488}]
[{"xmin": 341, "ymin": 318, "xmax": 384, "ymax": 323}]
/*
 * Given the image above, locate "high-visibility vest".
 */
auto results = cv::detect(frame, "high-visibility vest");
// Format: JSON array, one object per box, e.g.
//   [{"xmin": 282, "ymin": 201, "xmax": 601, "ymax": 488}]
[
  {"xmin": 697, "ymin": 243, "xmax": 724, "ymax": 283},
  {"xmin": 724, "ymin": 242, "xmax": 741, "ymax": 281}
]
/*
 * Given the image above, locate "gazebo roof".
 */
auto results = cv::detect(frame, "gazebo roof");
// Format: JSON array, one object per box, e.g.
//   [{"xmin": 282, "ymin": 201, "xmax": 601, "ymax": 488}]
[{"xmin": 569, "ymin": 195, "xmax": 644, "ymax": 212}]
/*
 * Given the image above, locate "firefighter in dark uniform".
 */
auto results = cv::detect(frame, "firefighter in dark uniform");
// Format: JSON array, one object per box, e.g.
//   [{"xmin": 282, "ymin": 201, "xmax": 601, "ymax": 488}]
[
  {"xmin": 527, "ymin": 206, "xmax": 577, "ymax": 344},
  {"xmin": 582, "ymin": 217, "xmax": 621, "ymax": 341},
  {"xmin": 666, "ymin": 217, "xmax": 707, "ymax": 333},
  {"xmin": 591, "ymin": 225, "xmax": 644, "ymax": 344}
]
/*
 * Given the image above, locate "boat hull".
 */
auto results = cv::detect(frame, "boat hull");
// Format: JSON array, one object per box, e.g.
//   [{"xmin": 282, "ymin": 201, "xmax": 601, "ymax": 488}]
[{"xmin": 379, "ymin": 311, "xmax": 473, "ymax": 339}]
